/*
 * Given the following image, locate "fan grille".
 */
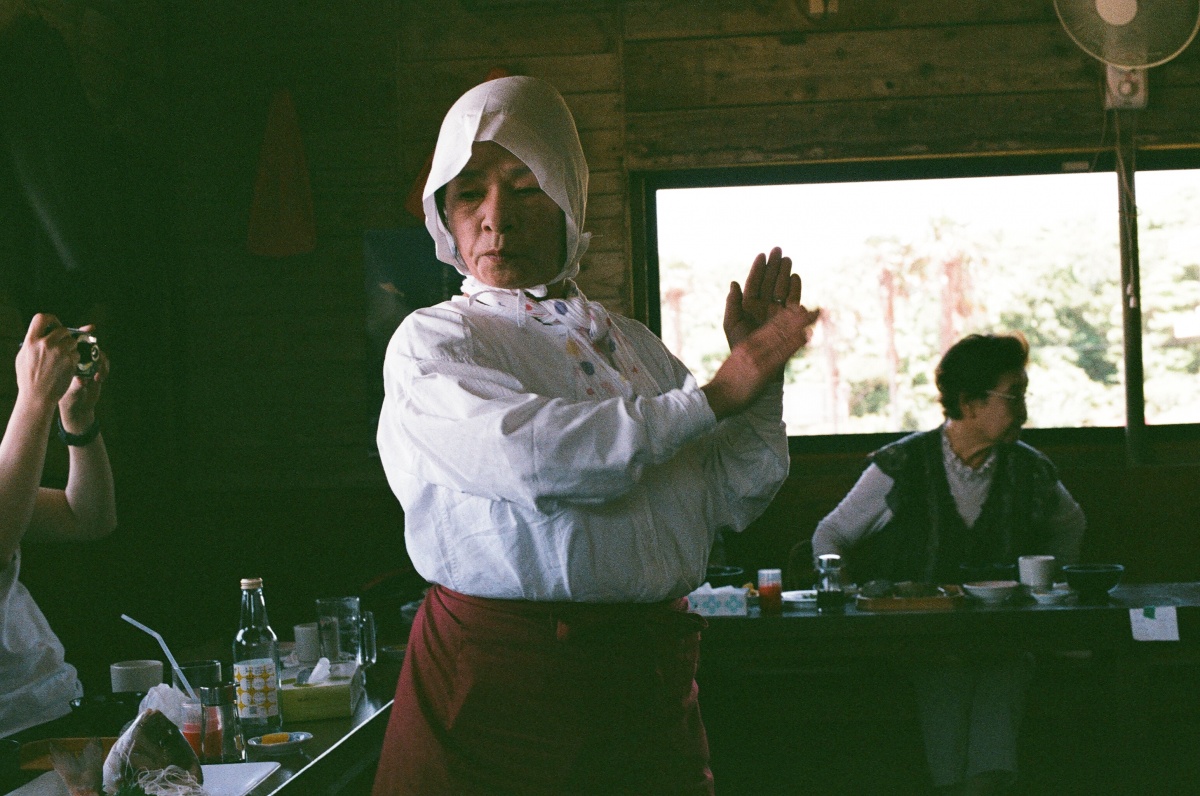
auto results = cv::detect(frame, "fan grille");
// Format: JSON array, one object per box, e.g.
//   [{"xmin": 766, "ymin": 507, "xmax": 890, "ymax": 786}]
[{"xmin": 1055, "ymin": 0, "xmax": 1200, "ymax": 68}]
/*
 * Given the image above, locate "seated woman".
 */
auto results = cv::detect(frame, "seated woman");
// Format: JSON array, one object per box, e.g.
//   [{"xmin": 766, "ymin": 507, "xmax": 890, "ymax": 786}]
[
  {"xmin": 1, "ymin": 312, "xmax": 116, "ymax": 740},
  {"xmin": 811, "ymin": 332, "xmax": 1085, "ymax": 796}
]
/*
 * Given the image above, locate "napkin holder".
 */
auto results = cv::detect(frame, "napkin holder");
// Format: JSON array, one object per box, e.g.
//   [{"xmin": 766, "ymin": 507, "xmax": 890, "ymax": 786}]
[
  {"xmin": 280, "ymin": 661, "xmax": 364, "ymax": 721},
  {"xmin": 687, "ymin": 584, "xmax": 749, "ymax": 616}
]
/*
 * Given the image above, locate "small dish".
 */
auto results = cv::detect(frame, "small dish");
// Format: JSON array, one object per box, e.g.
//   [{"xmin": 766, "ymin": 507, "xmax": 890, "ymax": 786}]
[
  {"xmin": 781, "ymin": 589, "xmax": 817, "ymax": 603},
  {"xmin": 246, "ymin": 731, "xmax": 313, "ymax": 755},
  {"xmin": 962, "ymin": 580, "xmax": 1020, "ymax": 606},
  {"xmin": 1029, "ymin": 588, "xmax": 1072, "ymax": 606}
]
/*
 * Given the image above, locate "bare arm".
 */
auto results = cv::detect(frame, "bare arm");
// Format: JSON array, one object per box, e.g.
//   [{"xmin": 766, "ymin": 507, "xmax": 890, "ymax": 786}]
[
  {"xmin": 701, "ymin": 247, "xmax": 821, "ymax": 420},
  {"xmin": 0, "ymin": 316, "xmax": 116, "ymax": 563}
]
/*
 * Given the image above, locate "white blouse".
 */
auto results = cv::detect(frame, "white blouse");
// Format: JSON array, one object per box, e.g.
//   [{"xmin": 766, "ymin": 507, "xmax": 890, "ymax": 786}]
[
  {"xmin": 1, "ymin": 548, "xmax": 82, "ymax": 738},
  {"xmin": 376, "ymin": 295, "xmax": 790, "ymax": 603}
]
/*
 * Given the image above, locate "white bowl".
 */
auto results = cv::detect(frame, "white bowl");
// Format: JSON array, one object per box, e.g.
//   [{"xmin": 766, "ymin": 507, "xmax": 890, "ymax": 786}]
[
  {"xmin": 962, "ymin": 580, "xmax": 1019, "ymax": 606},
  {"xmin": 1029, "ymin": 588, "xmax": 1071, "ymax": 605}
]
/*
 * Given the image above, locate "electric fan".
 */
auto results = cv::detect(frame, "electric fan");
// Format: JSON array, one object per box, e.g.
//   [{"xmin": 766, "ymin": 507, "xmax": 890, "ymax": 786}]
[{"xmin": 1054, "ymin": 0, "xmax": 1200, "ymax": 108}]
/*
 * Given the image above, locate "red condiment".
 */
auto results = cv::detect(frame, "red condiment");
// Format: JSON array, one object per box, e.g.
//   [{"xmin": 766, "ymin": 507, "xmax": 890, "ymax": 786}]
[
  {"xmin": 182, "ymin": 711, "xmax": 224, "ymax": 762},
  {"xmin": 758, "ymin": 582, "xmax": 783, "ymax": 616}
]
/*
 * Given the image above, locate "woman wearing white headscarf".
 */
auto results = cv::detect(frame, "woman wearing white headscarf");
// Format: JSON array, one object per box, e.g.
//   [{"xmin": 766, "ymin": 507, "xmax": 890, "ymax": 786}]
[{"xmin": 373, "ymin": 76, "xmax": 818, "ymax": 795}]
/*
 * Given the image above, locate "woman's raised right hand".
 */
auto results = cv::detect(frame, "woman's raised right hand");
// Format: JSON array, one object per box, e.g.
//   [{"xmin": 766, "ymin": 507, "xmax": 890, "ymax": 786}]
[{"xmin": 16, "ymin": 313, "xmax": 80, "ymax": 407}]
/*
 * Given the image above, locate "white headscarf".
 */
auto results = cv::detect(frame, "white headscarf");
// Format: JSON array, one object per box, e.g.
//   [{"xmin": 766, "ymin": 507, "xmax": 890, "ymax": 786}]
[
  {"xmin": 420, "ymin": 76, "xmax": 659, "ymax": 399},
  {"xmin": 422, "ymin": 76, "xmax": 591, "ymax": 294}
]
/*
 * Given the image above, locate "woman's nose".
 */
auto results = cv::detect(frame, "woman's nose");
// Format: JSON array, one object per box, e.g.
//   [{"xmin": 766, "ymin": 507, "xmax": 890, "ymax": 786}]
[{"xmin": 480, "ymin": 188, "xmax": 514, "ymax": 233}]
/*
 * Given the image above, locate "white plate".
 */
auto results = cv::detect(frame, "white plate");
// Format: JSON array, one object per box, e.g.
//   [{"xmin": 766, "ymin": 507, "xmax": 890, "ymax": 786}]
[
  {"xmin": 781, "ymin": 589, "xmax": 817, "ymax": 603},
  {"xmin": 202, "ymin": 762, "xmax": 281, "ymax": 796},
  {"xmin": 5, "ymin": 771, "xmax": 66, "ymax": 796},
  {"xmin": 7, "ymin": 760, "xmax": 278, "ymax": 796},
  {"xmin": 7, "ymin": 768, "xmax": 278, "ymax": 796}
]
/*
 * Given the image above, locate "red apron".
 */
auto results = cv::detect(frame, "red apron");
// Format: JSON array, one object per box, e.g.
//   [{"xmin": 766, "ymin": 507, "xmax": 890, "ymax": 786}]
[{"xmin": 371, "ymin": 585, "xmax": 713, "ymax": 795}]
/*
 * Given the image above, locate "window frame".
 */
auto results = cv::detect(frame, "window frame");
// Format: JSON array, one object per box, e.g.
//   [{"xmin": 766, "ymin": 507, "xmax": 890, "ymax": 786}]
[{"xmin": 630, "ymin": 147, "xmax": 1200, "ymax": 463}]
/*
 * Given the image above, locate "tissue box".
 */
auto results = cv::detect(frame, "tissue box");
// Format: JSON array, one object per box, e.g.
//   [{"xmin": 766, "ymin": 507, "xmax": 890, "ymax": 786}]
[
  {"xmin": 686, "ymin": 585, "xmax": 749, "ymax": 616},
  {"xmin": 280, "ymin": 662, "xmax": 364, "ymax": 722}
]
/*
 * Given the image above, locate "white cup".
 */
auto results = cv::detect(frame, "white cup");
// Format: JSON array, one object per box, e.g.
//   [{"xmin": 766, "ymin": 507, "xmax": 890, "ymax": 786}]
[
  {"xmin": 1018, "ymin": 555, "xmax": 1057, "ymax": 591},
  {"xmin": 111, "ymin": 659, "xmax": 164, "ymax": 693},
  {"xmin": 294, "ymin": 622, "xmax": 320, "ymax": 664}
]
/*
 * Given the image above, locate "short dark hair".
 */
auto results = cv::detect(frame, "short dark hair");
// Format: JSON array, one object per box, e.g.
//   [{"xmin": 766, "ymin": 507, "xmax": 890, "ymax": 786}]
[{"xmin": 936, "ymin": 333, "xmax": 1030, "ymax": 419}]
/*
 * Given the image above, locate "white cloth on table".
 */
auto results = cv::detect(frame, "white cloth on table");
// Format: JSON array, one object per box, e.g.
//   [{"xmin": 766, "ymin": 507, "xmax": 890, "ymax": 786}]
[
  {"xmin": 376, "ymin": 293, "xmax": 789, "ymax": 603},
  {"xmin": 0, "ymin": 548, "xmax": 82, "ymax": 739}
]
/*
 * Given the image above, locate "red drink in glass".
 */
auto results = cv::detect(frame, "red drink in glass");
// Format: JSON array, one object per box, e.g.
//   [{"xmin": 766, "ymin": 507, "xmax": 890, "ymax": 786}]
[{"xmin": 758, "ymin": 568, "xmax": 783, "ymax": 616}]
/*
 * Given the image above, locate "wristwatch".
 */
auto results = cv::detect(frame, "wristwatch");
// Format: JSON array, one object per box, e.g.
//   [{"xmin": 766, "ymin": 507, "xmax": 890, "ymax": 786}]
[{"xmin": 56, "ymin": 415, "xmax": 100, "ymax": 446}]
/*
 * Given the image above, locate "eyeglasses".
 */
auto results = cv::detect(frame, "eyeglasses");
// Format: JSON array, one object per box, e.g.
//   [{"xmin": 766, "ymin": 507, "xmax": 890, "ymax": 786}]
[{"xmin": 987, "ymin": 390, "xmax": 1030, "ymax": 404}]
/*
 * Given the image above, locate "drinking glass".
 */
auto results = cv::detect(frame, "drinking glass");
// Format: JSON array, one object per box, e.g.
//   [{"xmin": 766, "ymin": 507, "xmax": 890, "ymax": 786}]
[
  {"xmin": 316, "ymin": 596, "xmax": 376, "ymax": 667},
  {"xmin": 173, "ymin": 659, "xmax": 223, "ymax": 692}
]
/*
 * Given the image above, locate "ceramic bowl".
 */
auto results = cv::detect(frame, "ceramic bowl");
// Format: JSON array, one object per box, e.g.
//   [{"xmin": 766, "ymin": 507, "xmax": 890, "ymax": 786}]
[
  {"xmin": 962, "ymin": 580, "xmax": 1020, "ymax": 606},
  {"xmin": 1062, "ymin": 564, "xmax": 1124, "ymax": 602},
  {"xmin": 1029, "ymin": 588, "xmax": 1072, "ymax": 606}
]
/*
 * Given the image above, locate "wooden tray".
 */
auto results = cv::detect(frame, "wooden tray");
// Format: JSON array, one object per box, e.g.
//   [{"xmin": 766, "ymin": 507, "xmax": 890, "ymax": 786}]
[
  {"xmin": 855, "ymin": 584, "xmax": 964, "ymax": 612},
  {"xmin": 19, "ymin": 737, "xmax": 117, "ymax": 770}
]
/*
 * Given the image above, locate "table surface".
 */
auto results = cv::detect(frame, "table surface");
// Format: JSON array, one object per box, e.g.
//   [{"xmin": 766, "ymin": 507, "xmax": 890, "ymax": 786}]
[
  {"xmin": 244, "ymin": 652, "xmax": 400, "ymax": 796},
  {"xmin": 4, "ymin": 653, "xmax": 401, "ymax": 796},
  {"xmin": 700, "ymin": 581, "xmax": 1200, "ymax": 663},
  {"xmin": 11, "ymin": 585, "xmax": 1199, "ymax": 793}
]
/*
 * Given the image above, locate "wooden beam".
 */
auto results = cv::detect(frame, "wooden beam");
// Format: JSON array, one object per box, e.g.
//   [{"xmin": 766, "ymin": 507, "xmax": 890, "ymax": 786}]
[
  {"xmin": 626, "ymin": 86, "xmax": 1200, "ymax": 170},
  {"xmin": 623, "ymin": 0, "xmax": 1052, "ymax": 41},
  {"xmin": 625, "ymin": 22, "xmax": 1098, "ymax": 113}
]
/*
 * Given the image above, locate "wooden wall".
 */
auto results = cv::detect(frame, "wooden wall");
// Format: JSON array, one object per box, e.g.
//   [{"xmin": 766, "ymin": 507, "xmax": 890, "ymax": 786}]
[{"xmin": 11, "ymin": 0, "xmax": 1200, "ymax": 699}]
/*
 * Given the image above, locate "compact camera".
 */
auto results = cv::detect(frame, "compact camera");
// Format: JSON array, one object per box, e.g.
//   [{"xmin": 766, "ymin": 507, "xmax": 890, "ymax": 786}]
[{"xmin": 69, "ymin": 328, "xmax": 101, "ymax": 378}]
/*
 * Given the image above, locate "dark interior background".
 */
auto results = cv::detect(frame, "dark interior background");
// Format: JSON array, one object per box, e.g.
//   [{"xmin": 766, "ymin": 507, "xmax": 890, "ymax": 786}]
[{"xmin": 4, "ymin": 5, "xmax": 1199, "ymax": 788}]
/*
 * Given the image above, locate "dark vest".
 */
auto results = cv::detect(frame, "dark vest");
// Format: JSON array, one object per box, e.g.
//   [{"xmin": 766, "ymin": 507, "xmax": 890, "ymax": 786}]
[{"xmin": 849, "ymin": 429, "xmax": 1062, "ymax": 584}]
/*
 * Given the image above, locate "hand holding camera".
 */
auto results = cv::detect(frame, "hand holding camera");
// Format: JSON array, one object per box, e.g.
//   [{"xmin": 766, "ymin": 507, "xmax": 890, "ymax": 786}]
[{"xmin": 15, "ymin": 315, "xmax": 106, "ymax": 424}]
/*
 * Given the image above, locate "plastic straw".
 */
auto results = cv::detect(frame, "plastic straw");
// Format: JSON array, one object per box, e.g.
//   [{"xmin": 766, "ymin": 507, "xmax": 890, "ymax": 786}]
[{"xmin": 120, "ymin": 614, "xmax": 195, "ymax": 699}]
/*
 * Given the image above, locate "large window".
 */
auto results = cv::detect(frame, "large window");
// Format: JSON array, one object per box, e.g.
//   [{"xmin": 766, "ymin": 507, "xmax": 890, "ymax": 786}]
[
  {"xmin": 1134, "ymin": 167, "xmax": 1200, "ymax": 426},
  {"xmin": 647, "ymin": 154, "xmax": 1200, "ymax": 438}
]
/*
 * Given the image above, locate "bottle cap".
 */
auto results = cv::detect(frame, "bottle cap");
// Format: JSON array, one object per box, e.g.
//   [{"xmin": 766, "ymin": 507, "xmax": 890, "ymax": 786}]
[
  {"xmin": 817, "ymin": 554, "xmax": 842, "ymax": 568},
  {"xmin": 240, "ymin": 578, "xmax": 263, "ymax": 590}
]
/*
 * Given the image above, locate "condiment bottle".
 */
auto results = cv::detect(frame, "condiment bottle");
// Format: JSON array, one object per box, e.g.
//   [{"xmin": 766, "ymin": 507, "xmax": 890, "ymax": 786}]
[
  {"xmin": 233, "ymin": 578, "xmax": 284, "ymax": 736},
  {"xmin": 200, "ymin": 684, "xmax": 245, "ymax": 763},
  {"xmin": 181, "ymin": 698, "xmax": 220, "ymax": 762},
  {"xmin": 758, "ymin": 568, "xmax": 783, "ymax": 616},
  {"xmin": 816, "ymin": 554, "xmax": 845, "ymax": 612}
]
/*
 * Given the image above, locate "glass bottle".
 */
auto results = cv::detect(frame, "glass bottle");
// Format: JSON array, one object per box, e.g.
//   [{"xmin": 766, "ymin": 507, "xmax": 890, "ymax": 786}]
[
  {"xmin": 816, "ymin": 554, "xmax": 845, "ymax": 612},
  {"xmin": 232, "ymin": 578, "xmax": 283, "ymax": 735}
]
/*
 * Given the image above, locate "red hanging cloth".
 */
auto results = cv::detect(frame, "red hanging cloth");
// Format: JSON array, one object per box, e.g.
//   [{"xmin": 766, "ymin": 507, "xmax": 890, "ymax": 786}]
[{"xmin": 247, "ymin": 88, "xmax": 316, "ymax": 257}]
